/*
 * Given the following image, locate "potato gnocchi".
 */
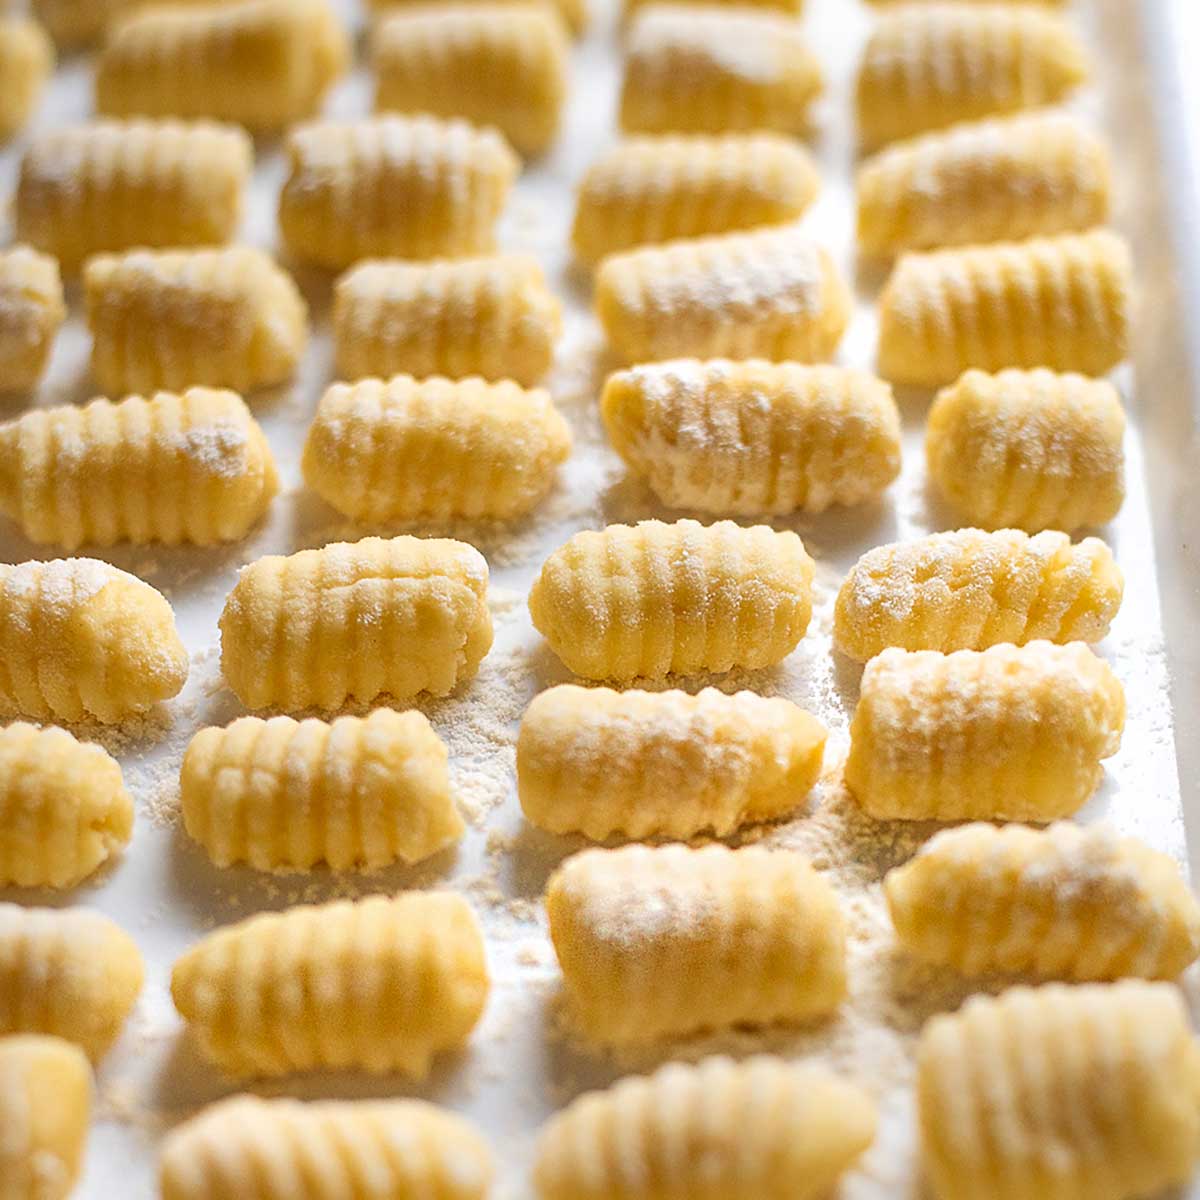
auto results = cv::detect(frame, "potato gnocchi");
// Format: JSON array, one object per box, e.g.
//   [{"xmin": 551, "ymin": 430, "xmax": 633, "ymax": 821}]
[
  {"xmin": 548, "ymin": 845, "xmax": 846, "ymax": 1044},
  {"xmin": 625, "ymin": 0, "xmax": 802, "ymax": 20},
  {"xmin": 601, "ymin": 360, "xmax": 901, "ymax": 515},
  {"xmin": 171, "ymin": 893, "xmax": 489, "ymax": 1078},
  {"xmin": 834, "ymin": 528, "xmax": 1123, "ymax": 662},
  {"xmin": 368, "ymin": 0, "xmax": 587, "ymax": 37},
  {"xmin": 219, "ymin": 536, "xmax": 493, "ymax": 711},
  {"xmin": 518, "ymin": 685, "xmax": 827, "ymax": 840},
  {"xmin": 303, "ymin": 375, "xmax": 571, "ymax": 522},
  {"xmin": 529, "ymin": 519, "xmax": 814, "ymax": 680},
  {"xmin": 0, "ymin": 17, "xmax": 52, "ymax": 142},
  {"xmin": 0, "ymin": 246, "xmax": 64, "ymax": 393},
  {"xmin": 181, "ymin": 709, "xmax": 464, "ymax": 872}
]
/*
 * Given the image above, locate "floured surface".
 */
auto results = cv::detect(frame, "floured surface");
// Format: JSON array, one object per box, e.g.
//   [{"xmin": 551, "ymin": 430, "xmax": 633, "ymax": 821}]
[{"xmin": 0, "ymin": 0, "xmax": 1193, "ymax": 1196}]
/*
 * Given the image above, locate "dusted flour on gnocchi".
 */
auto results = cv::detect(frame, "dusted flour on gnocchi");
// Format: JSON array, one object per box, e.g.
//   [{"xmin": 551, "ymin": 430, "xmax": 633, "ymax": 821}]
[
  {"xmin": 303, "ymin": 375, "xmax": 571, "ymax": 522},
  {"xmin": 0, "ymin": 723, "xmax": 133, "ymax": 889},
  {"xmin": 160, "ymin": 1095, "xmax": 493, "ymax": 1200},
  {"xmin": 16, "ymin": 120, "xmax": 252, "ymax": 270},
  {"xmin": 927, "ymin": 368, "xmax": 1126, "ymax": 532},
  {"xmin": 620, "ymin": 5, "xmax": 822, "ymax": 137},
  {"xmin": 547, "ymin": 845, "xmax": 846, "ymax": 1044},
  {"xmin": 368, "ymin": 0, "xmax": 587, "ymax": 36},
  {"xmin": 834, "ymin": 529, "xmax": 1123, "ymax": 662},
  {"xmin": 878, "ymin": 229, "xmax": 1133, "ymax": 387},
  {"xmin": 0, "ymin": 246, "xmax": 64, "ymax": 393},
  {"xmin": 0, "ymin": 1036, "xmax": 91, "ymax": 1200},
  {"xmin": 0, "ymin": 558, "xmax": 188, "ymax": 723},
  {"xmin": 856, "ymin": 5, "xmax": 1088, "ymax": 147},
  {"xmin": 0, "ymin": 905, "xmax": 144, "ymax": 1057},
  {"xmin": 280, "ymin": 115, "xmax": 519, "ymax": 269},
  {"xmin": 918, "ymin": 982, "xmax": 1200, "ymax": 1200},
  {"xmin": 529, "ymin": 519, "xmax": 814, "ymax": 680},
  {"xmin": 181, "ymin": 709, "xmax": 465, "ymax": 872},
  {"xmin": 373, "ymin": 4, "xmax": 568, "ymax": 158},
  {"xmin": 857, "ymin": 112, "xmax": 1112, "ymax": 256},
  {"xmin": 95, "ymin": 0, "xmax": 349, "ymax": 131},
  {"xmin": 0, "ymin": 17, "xmax": 52, "ymax": 141},
  {"xmin": 596, "ymin": 226, "xmax": 850, "ymax": 364},
  {"xmin": 845, "ymin": 642, "xmax": 1125, "ymax": 821},
  {"xmin": 887, "ymin": 823, "xmax": 1200, "ymax": 981},
  {"xmin": 84, "ymin": 247, "xmax": 308, "ymax": 396},
  {"xmin": 171, "ymin": 893, "xmax": 489, "ymax": 1078},
  {"xmin": 518, "ymin": 685, "xmax": 827, "ymax": 840},
  {"xmin": 601, "ymin": 360, "xmax": 901, "ymax": 514},
  {"xmin": 534, "ymin": 1056, "xmax": 876, "ymax": 1200},
  {"xmin": 0, "ymin": 389, "xmax": 278, "ymax": 549},
  {"xmin": 572, "ymin": 134, "xmax": 820, "ymax": 264},
  {"xmin": 219, "ymin": 536, "xmax": 493, "ymax": 711},
  {"xmin": 334, "ymin": 256, "xmax": 561, "ymax": 386}
]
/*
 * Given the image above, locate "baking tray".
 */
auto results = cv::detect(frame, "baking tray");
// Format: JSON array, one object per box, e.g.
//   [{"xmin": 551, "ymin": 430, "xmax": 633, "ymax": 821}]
[{"xmin": 1, "ymin": 0, "xmax": 1199, "ymax": 1195}]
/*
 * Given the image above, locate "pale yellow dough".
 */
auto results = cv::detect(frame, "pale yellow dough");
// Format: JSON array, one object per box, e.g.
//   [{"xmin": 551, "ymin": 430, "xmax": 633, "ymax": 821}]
[
  {"xmin": 0, "ymin": 17, "xmax": 52, "ymax": 142},
  {"xmin": 0, "ymin": 246, "xmax": 64, "ymax": 393}
]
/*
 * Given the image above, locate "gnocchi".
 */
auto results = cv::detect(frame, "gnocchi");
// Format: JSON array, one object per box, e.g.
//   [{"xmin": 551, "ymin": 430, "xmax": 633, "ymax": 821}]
[
  {"xmin": 368, "ymin": 0, "xmax": 586, "ymax": 37},
  {"xmin": 0, "ymin": 246, "xmax": 64, "ymax": 392},
  {"xmin": 0, "ymin": 17, "xmax": 52, "ymax": 141},
  {"xmin": 625, "ymin": 0, "xmax": 802, "ymax": 20}
]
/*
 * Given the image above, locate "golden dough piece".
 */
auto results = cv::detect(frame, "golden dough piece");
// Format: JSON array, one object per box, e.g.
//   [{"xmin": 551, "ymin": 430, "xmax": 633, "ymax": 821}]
[
  {"xmin": 0, "ymin": 17, "xmax": 52, "ymax": 141},
  {"xmin": 0, "ymin": 904, "xmax": 144, "ymax": 1058},
  {"xmin": 595, "ymin": 226, "xmax": 850, "ymax": 365},
  {"xmin": 845, "ymin": 641, "xmax": 1125, "ymax": 821},
  {"xmin": 34, "ymin": 0, "xmax": 243, "ymax": 47},
  {"xmin": 547, "ymin": 844, "xmax": 846, "ymax": 1044},
  {"xmin": 219, "ymin": 535, "xmax": 493, "ymax": 711},
  {"xmin": 0, "ymin": 246, "xmax": 64, "ymax": 393},
  {"xmin": 529, "ymin": 518, "xmax": 814, "ymax": 680},
  {"xmin": 303, "ymin": 375, "xmax": 571, "ymax": 522},
  {"xmin": 918, "ymin": 981, "xmax": 1200, "ymax": 1200},
  {"xmin": 0, "ymin": 557, "xmax": 188, "ymax": 723},
  {"xmin": 601, "ymin": 359, "xmax": 901, "ymax": 514},
  {"xmin": 171, "ymin": 893, "xmax": 489, "ymax": 1078},
  {"xmin": 0, "ymin": 389, "xmax": 278, "ymax": 549},
  {"xmin": 625, "ymin": 0, "xmax": 801, "ymax": 22},
  {"xmin": 280, "ymin": 114, "xmax": 519, "ymax": 269},
  {"xmin": 181, "ymin": 709, "xmax": 465, "ymax": 872},
  {"xmin": 16, "ymin": 119, "xmax": 251, "ymax": 270},
  {"xmin": 367, "ymin": 0, "xmax": 587, "ymax": 38},
  {"xmin": 572, "ymin": 134, "xmax": 819, "ymax": 264},
  {"xmin": 95, "ymin": 0, "xmax": 349, "ymax": 132},
  {"xmin": 373, "ymin": 4, "xmax": 569, "ymax": 158},
  {"xmin": 833, "ymin": 528, "xmax": 1123, "ymax": 662},
  {"xmin": 0, "ymin": 723, "xmax": 133, "ymax": 889},
  {"xmin": 886, "ymin": 822, "xmax": 1200, "ymax": 981},
  {"xmin": 84, "ymin": 247, "xmax": 308, "ymax": 397},
  {"xmin": 926, "ymin": 368, "xmax": 1125, "ymax": 532},
  {"xmin": 620, "ymin": 5, "xmax": 822, "ymax": 137}
]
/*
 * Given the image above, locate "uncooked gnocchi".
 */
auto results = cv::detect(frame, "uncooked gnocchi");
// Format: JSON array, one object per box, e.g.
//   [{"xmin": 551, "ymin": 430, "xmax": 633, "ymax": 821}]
[
  {"xmin": 0, "ymin": 246, "xmax": 64, "ymax": 392},
  {"xmin": 0, "ymin": 17, "xmax": 52, "ymax": 141},
  {"xmin": 368, "ymin": 0, "xmax": 586, "ymax": 37}
]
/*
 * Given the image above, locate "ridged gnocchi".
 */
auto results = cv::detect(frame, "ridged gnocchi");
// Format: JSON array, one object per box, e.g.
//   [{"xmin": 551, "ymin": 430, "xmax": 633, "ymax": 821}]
[
  {"xmin": 83, "ymin": 247, "xmax": 308, "ymax": 396},
  {"xmin": 518, "ymin": 685, "xmax": 827, "ymax": 840},
  {"xmin": 280, "ymin": 115, "xmax": 519, "ymax": 269},
  {"xmin": 918, "ymin": 982, "xmax": 1200, "ymax": 1200},
  {"xmin": 601, "ymin": 360, "xmax": 902, "ymax": 515},
  {"xmin": 857, "ymin": 112, "xmax": 1112, "ymax": 256},
  {"xmin": 0, "ymin": 246, "xmax": 64, "ymax": 392},
  {"xmin": 927, "ymin": 368, "xmax": 1126, "ymax": 532},
  {"xmin": 373, "ymin": 4, "xmax": 569, "ymax": 158},
  {"xmin": 0, "ymin": 558, "xmax": 188, "ymax": 723},
  {"xmin": 95, "ymin": 0, "xmax": 349, "ymax": 132},
  {"xmin": 547, "ymin": 844, "xmax": 846, "ymax": 1044},
  {"xmin": 16, "ymin": 120, "xmax": 252, "ymax": 270},
  {"xmin": 0, "ymin": 904, "xmax": 144, "ymax": 1057},
  {"xmin": 845, "ymin": 642, "xmax": 1125, "ymax": 821},
  {"xmin": 856, "ymin": 4, "xmax": 1089, "ymax": 147},
  {"xmin": 0, "ymin": 1036, "xmax": 91, "ymax": 1200},
  {"xmin": 181, "ymin": 709, "xmax": 465, "ymax": 872},
  {"xmin": 368, "ymin": 0, "xmax": 587, "ymax": 37},
  {"xmin": 878, "ymin": 228, "xmax": 1132, "ymax": 387},
  {"xmin": 534, "ymin": 1056, "xmax": 876, "ymax": 1200},
  {"xmin": 219, "ymin": 536, "xmax": 493, "ymax": 711},
  {"xmin": 886, "ymin": 823, "xmax": 1200, "ymax": 981},
  {"xmin": 529, "ymin": 519, "xmax": 814, "ymax": 680},
  {"xmin": 171, "ymin": 893, "xmax": 489, "ymax": 1078},
  {"xmin": 833, "ymin": 528, "xmax": 1123, "ymax": 662},
  {"xmin": 0, "ymin": 723, "xmax": 133, "ymax": 889},
  {"xmin": 302, "ymin": 375, "xmax": 571, "ymax": 522},
  {"xmin": 572, "ymin": 134, "xmax": 820, "ymax": 264},
  {"xmin": 160, "ymin": 1095, "xmax": 493, "ymax": 1200},
  {"xmin": 625, "ymin": 0, "xmax": 802, "ymax": 20},
  {"xmin": 596, "ymin": 226, "xmax": 850, "ymax": 365},
  {"xmin": 0, "ymin": 17, "xmax": 52, "ymax": 141},
  {"xmin": 620, "ymin": 5, "xmax": 822, "ymax": 137},
  {"xmin": 0, "ymin": 389, "xmax": 278, "ymax": 549}
]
